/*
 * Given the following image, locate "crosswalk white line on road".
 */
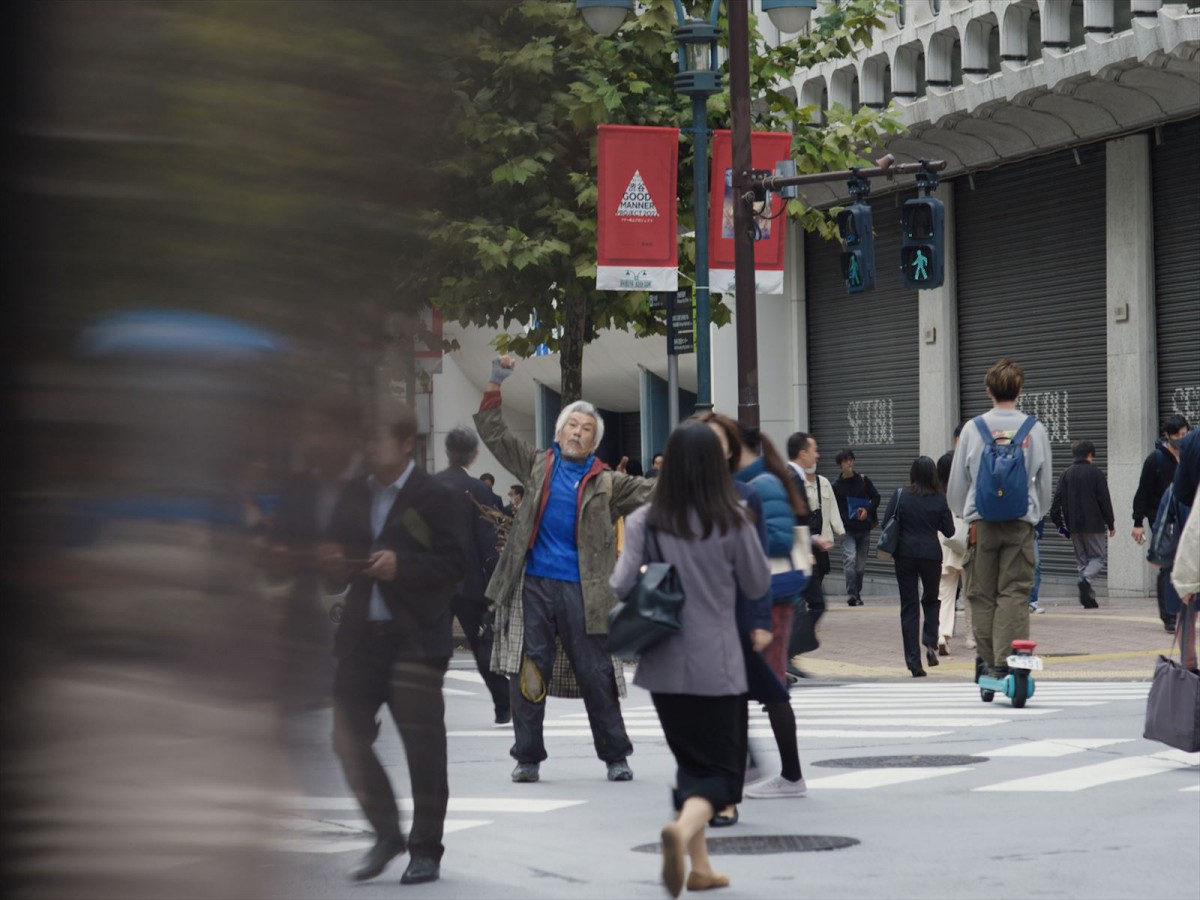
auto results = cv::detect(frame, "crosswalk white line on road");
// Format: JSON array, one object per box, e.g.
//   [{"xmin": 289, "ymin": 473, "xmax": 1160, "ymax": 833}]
[
  {"xmin": 447, "ymin": 728, "xmax": 953, "ymax": 739},
  {"xmin": 1181, "ymin": 785, "xmax": 1200, "ymax": 792},
  {"xmin": 270, "ymin": 819, "xmax": 492, "ymax": 854},
  {"xmin": 983, "ymin": 739, "xmax": 1134, "ymax": 757},
  {"xmin": 445, "ymin": 671, "xmax": 486, "ymax": 684},
  {"xmin": 278, "ymin": 797, "xmax": 585, "ymax": 814},
  {"xmin": 974, "ymin": 750, "xmax": 1199, "ymax": 792},
  {"xmin": 806, "ymin": 766, "xmax": 974, "ymax": 790}
]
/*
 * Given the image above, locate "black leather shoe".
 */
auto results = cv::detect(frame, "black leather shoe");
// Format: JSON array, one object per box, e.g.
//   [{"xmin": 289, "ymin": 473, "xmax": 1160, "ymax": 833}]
[
  {"xmin": 348, "ymin": 834, "xmax": 405, "ymax": 882},
  {"xmin": 709, "ymin": 806, "xmax": 738, "ymax": 827},
  {"xmin": 494, "ymin": 708, "xmax": 512, "ymax": 725},
  {"xmin": 925, "ymin": 645, "xmax": 940, "ymax": 668},
  {"xmin": 909, "ymin": 667, "xmax": 927, "ymax": 678},
  {"xmin": 400, "ymin": 856, "xmax": 440, "ymax": 885}
]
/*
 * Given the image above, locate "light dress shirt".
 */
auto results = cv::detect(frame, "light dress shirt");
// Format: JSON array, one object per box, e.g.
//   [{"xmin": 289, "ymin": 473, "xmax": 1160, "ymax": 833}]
[{"xmin": 366, "ymin": 460, "xmax": 415, "ymax": 621}]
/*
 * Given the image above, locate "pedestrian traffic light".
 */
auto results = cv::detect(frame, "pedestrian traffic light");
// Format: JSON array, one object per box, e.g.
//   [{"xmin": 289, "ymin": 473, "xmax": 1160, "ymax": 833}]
[
  {"xmin": 900, "ymin": 196, "xmax": 945, "ymax": 290},
  {"xmin": 836, "ymin": 202, "xmax": 875, "ymax": 294}
]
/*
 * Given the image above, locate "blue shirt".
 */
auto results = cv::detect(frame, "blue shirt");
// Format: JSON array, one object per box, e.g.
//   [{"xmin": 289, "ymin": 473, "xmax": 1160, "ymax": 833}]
[
  {"xmin": 526, "ymin": 448, "xmax": 592, "ymax": 583},
  {"xmin": 366, "ymin": 461, "xmax": 415, "ymax": 620}
]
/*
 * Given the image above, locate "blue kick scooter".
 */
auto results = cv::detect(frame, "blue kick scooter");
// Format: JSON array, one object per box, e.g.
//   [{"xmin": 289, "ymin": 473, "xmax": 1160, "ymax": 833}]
[{"xmin": 975, "ymin": 639, "xmax": 1041, "ymax": 708}]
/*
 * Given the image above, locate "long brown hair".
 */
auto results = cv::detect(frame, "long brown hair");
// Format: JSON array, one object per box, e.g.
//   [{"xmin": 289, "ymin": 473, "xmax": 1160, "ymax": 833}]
[
  {"xmin": 739, "ymin": 425, "xmax": 809, "ymax": 517},
  {"xmin": 647, "ymin": 422, "xmax": 745, "ymax": 539}
]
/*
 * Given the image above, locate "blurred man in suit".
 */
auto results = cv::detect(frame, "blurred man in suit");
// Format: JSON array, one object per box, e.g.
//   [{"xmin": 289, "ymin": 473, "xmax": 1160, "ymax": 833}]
[{"xmin": 437, "ymin": 427, "xmax": 511, "ymax": 724}]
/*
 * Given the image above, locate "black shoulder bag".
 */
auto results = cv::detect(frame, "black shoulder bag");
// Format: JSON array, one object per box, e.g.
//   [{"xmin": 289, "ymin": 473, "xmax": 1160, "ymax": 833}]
[{"xmin": 606, "ymin": 525, "xmax": 685, "ymax": 658}]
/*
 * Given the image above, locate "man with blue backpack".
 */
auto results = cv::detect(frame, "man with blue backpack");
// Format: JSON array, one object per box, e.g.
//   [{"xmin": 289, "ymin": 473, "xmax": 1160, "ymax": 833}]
[{"xmin": 947, "ymin": 359, "xmax": 1053, "ymax": 681}]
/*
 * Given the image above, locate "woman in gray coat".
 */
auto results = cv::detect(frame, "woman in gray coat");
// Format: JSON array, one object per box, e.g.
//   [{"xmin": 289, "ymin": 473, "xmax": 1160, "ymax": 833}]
[{"xmin": 609, "ymin": 424, "xmax": 770, "ymax": 897}]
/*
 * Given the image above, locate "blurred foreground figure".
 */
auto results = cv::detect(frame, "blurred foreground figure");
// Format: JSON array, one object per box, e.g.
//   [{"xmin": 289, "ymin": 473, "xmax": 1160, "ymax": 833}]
[
  {"xmin": 2, "ymin": 311, "xmax": 295, "ymax": 899},
  {"xmin": 321, "ymin": 412, "xmax": 465, "ymax": 886}
]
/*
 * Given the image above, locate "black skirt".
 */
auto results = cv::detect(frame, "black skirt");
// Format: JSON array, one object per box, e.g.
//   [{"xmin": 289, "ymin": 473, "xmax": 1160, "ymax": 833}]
[{"xmin": 651, "ymin": 692, "xmax": 748, "ymax": 811}]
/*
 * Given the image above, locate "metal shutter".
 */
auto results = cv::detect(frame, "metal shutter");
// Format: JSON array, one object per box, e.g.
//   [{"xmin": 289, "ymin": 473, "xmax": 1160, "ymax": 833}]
[
  {"xmin": 1152, "ymin": 117, "xmax": 1200, "ymax": 429},
  {"xmin": 805, "ymin": 193, "xmax": 920, "ymax": 588},
  {"xmin": 955, "ymin": 145, "xmax": 1107, "ymax": 581}
]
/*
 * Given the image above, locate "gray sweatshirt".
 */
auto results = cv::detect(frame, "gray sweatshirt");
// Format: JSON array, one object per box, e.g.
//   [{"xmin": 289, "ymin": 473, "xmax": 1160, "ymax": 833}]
[{"xmin": 947, "ymin": 407, "xmax": 1053, "ymax": 526}]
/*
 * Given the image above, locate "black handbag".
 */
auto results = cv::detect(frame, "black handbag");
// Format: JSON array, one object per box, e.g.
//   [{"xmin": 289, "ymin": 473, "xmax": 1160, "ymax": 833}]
[
  {"xmin": 606, "ymin": 526, "xmax": 685, "ymax": 658},
  {"xmin": 1143, "ymin": 624, "xmax": 1200, "ymax": 752},
  {"xmin": 876, "ymin": 488, "xmax": 902, "ymax": 560}
]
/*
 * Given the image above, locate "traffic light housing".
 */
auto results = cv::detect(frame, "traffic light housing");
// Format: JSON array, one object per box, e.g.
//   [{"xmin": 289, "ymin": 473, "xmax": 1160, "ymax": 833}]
[
  {"xmin": 836, "ymin": 203, "xmax": 875, "ymax": 294},
  {"xmin": 900, "ymin": 197, "xmax": 945, "ymax": 290}
]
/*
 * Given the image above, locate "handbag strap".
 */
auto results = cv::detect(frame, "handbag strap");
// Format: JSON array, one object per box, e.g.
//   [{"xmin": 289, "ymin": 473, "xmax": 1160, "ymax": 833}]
[
  {"xmin": 893, "ymin": 487, "xmax": 903, "ymax": 520},
  {"xmin": 644, "ymin": 522, "xmax": 665, "ymax": 564}
]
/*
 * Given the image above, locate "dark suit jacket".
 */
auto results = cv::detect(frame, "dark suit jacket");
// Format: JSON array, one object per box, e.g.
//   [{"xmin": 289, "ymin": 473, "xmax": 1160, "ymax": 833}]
[
  {"xmin": 328, "ymin": 467, "xmax": 465, "ymax": 660},
  {"xmin": 434, "ymin": 466, "xmax": 500, "ymax": 604}
]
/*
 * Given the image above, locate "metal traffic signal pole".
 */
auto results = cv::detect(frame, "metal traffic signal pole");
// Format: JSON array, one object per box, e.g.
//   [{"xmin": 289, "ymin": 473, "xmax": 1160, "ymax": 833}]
[{"xmin": 728, "ymin": 0, "xmax": 759, "ymax": 430}]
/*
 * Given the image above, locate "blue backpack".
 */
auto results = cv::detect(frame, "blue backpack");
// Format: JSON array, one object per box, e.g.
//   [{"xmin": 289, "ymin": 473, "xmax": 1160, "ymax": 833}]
[{"xmin": 973, "ymin": 415, "xmax": 1037, "ymax": 522}]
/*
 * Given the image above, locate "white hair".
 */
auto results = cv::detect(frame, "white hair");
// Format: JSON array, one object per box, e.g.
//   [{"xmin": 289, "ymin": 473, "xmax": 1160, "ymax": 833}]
[{"xmin": 554, "ymin": 400, "xmax": 604, "ymax": 451}]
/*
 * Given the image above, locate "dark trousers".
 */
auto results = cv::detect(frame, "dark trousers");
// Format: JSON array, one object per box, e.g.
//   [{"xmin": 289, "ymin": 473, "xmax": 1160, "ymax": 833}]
[
  {"xmin": 332, "ymin": 630, "xmax": 449, "ymax": 862},
  {"xmin": 1157, "ymin": 568, "xmax": 1182, "ymax": 624},
  {"xmin": 512, "ymin": 576, "xmax": 633, "ymax": 765},
  {"xmin": 452, "ymin": 594, "xmax": 510, "ymax": 715},
  {"xmin": 652, "ymin": 693, "xmax": 747, "ymax": 811},
  {"xmin": 895, "ymin": 556, "xmax": 941, "ymax": 670}
]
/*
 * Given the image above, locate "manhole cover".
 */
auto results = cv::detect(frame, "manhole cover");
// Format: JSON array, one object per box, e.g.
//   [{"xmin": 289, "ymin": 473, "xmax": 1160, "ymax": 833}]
[
  {"xmin": 632, "ymin": 835, "xmax": 859, "ymax": 855},
  {"xmin": 813, "ymin": 755, "xmax": 989, "ymax": 768}
]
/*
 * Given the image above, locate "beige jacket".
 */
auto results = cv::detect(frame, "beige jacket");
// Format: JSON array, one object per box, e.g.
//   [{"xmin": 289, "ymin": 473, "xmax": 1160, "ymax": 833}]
[{"xmin": 1170, "ymin": 486, "xmax": 1200, "ymax": 600}]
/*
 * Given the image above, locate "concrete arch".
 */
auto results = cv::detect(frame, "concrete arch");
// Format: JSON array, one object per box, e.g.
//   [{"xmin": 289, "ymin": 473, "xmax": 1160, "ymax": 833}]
[
  {"xmin": 1001, "ymin": 1, "xmax": 1037, "ymax": 62},
  {"xmin": 1042, "ymin": 0, "xmax": 1086, "ymax": 50},
  {"xmin": 862, "ymin": 54, "xmax": 891, "ymax": 108},
  {"xmin": 800, "ymin": 76, "xmax": 828, "ymax": 123},
  {"xmin": 893, "ymin": 40, "xmax": 927, "ymax": 99},
  {"xmin": 1084, "ymin": 0, "xmax": 1116, "ymax": 35},
  {"xmin": 964, "ymin": 13, "xmax": 1001, "ymax": 76},
  {"xmin": 830, "ymin": 65, "xmax": 860, "ymax": 112},
  {"xmin": 927, "ymin": 26, "xmax": 963, "ymax": 89}
]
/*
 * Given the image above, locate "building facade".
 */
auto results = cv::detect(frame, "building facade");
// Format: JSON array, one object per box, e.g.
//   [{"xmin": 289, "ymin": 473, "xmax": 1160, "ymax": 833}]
[{"xmin": 432, "ymin": 0, "xmax": 1200, "ymax": 598}]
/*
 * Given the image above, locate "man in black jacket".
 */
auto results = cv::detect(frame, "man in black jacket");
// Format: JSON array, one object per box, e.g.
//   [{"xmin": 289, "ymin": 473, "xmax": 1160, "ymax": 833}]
[
  {"xmin": 1132, "ymin": 415, "xmax": 1190, "ymax": 631},
  {"xmin": 320, "ymin": 411, "xmax": 465, "ymax": 887},
  {"xmin": 1050, "ymin": 440, "xmax": 1115, "ymax": 610},
  {"xmin": 436, "ymin": 427, "xmax": 511, "ymax": 724},
  {"xmin": 831, "ymin": 448, "xmax": 881, "ymax": 607}
]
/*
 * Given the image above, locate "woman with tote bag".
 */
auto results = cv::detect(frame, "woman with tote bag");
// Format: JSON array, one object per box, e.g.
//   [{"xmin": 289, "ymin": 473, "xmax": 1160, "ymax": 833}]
[{"xmin": 610, "ymin": 423, "xmax": 769, "ymax": 897}]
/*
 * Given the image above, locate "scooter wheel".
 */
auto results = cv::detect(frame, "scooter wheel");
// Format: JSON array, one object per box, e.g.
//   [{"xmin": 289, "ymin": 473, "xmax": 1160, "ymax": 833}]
[
  {"xmin": 980, "ymin": 688, "xmax": 995, "ymax": 703},
  {"xmin": 1011, "ymin": 671, "xmax": 1029, "ymax": 709}
]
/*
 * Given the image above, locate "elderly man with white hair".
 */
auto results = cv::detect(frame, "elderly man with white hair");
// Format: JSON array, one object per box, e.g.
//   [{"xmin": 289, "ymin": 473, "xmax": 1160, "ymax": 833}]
[{"xmin": 475, "ymin": 355, "xmax": 653, "ymax": 784}]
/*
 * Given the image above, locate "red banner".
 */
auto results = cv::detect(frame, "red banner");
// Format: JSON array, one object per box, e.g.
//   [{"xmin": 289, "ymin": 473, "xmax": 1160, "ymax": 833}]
[
  {"xmin": 596, "ymin": 124, "xmax": 679, "ymax": 292},
  {"xmin": 707, "ymin": 130, "xmax": 792, "ymax": 295}
]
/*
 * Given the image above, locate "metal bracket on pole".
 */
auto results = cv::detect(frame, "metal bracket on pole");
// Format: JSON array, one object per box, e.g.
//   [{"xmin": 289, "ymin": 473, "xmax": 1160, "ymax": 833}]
[
  {"xmin": 913, "ymin": 159, "xmax": 941, "ymax": 196},
  {"xmin": 846, "ymin": 171, "xmax": 871, "ymax": 203}
]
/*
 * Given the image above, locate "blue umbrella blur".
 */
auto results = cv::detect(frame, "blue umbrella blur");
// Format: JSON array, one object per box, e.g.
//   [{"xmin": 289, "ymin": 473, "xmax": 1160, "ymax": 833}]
[{"xmin": 74, "ymin": 309, "xmax": 288, "ymax": 360}]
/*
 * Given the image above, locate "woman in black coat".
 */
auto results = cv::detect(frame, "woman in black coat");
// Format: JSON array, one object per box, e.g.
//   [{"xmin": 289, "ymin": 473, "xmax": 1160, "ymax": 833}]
[{"xmin": 881, "ymin": 456, "xmax": 955, "ymax": 677}]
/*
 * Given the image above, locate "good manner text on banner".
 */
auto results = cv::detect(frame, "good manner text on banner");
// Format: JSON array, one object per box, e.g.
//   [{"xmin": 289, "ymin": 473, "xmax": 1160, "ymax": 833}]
[{"xmin": 596, "ymin": 124, "xmax": 679, "ymax": 292}]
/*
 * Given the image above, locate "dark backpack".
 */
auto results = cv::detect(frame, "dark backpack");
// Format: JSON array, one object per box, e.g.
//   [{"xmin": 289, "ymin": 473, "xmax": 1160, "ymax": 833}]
[
  {"xmin": 1147, "ymin": 483, "xmax": 1192, "ymax": 569},
  {"xmin": 973, "ymin": 415, "xmax": 1038, "ymax": 522}
]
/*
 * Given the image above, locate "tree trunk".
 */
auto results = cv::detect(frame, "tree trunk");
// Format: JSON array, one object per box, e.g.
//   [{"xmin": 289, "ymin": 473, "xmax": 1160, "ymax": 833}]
[{"xmin": 559, "ymin": 290, "xmax": 586, "ymax": 405}]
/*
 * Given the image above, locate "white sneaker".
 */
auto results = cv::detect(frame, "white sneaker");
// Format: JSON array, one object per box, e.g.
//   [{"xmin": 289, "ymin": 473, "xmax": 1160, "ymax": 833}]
[
  {"xmin": 966, "ymin": 637, "xmax": 977, "ymax": 650},
  {"xmin": 1029, "ymin": 601, "xmax": 1045, "ymax": 614},
  {"xmin": 744, "ymin": 775, "xmax": 807, "ymax": 799}
]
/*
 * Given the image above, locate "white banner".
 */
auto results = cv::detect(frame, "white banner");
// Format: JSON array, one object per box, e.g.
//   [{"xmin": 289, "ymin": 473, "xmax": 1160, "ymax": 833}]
[
  {"xmin": 710, "ymin": 268, "xmax": 784, "ymax": 296},
  {"xmin": 596, "ymin": 265, "xmax": 678, "ymax": 292}
]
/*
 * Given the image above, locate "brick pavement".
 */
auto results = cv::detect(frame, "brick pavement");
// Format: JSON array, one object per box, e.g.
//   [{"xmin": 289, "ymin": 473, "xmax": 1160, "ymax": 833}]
[{"xmin": 792, "ymin": 593, "xmax": 1186, "ymax": 682}]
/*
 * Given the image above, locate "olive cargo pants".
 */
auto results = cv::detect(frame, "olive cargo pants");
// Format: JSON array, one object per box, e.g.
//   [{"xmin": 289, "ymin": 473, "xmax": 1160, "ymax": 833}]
[{"xmin": 968, "ymin": 519, "xmax": 1035, "ymax": 670}]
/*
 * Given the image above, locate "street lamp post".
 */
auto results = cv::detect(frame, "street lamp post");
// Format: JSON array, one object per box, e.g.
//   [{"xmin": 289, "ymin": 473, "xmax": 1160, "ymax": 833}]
[{"xmin": 578, "ymin": 0, "xmax": 815, "ymax": 422}]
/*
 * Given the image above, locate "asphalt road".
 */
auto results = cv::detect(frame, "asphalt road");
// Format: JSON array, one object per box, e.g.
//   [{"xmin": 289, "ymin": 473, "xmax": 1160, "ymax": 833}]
[{"xmin": 260, "ymin": 651, "xmax": 1200, "ymax": 900}]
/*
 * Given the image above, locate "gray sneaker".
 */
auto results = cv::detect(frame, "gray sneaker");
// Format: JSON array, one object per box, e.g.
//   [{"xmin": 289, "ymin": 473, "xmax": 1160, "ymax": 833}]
[
  {"xmin": 744, "ymin": 775, "xmax": 807, "ymax": 799},
  {"xmin": 606, "ymin": 759, "xmax": 633, "ymax": 782},
  {"xmin": 511, "ymin": 762, "xmax": 540, "ymax": 783}
]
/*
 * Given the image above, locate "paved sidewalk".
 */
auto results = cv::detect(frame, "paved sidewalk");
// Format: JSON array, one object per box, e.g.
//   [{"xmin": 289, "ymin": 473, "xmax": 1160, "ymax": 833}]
[{"xmin": 793, "ymin": 593, "xmax": 1186, "ymax": 682}]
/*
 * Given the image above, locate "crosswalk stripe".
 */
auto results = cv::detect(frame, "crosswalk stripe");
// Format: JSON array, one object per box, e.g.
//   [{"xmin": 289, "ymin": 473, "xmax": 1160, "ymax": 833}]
[
  {"xmin": 974, "ymin": 751, "xmax": 1198, "ymax": 792},
  {"xmin": 447, "ymin": 728, "xmax": 953, "ymax": 739},
  {"xmin": 983, "ymin": 738, "xmax": 1134, "ymax": 757},
  {"xmin": 583, "ymin": 706, "xmax": 1060, "ymax": 719},
  {"xmin": 278, "ymin": 797, "xmax": 585, "ymax": 814},
  {"xmin": 806, "ymin": 766, "xmax": 973, "ymax": 789},
  {"xmin": 269, "ymin": 819, "xmax": 491, "ymax": 854},
  {"xmin": 1182, "ymin": 785, "xmax": 1200, "ymax": 792},
  {"xmin": 445, "ymin": 671, "xmax": 485, "ymax": 684}
]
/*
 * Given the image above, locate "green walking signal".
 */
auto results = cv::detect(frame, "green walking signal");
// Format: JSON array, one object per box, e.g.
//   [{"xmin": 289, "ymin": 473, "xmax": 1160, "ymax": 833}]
[
  {"xmin": 837, "ymin": 201, "xmax": 875, "ymax": 295},
  {"xmin": 900, "ymin": 195, "xmax": 945, "ymax": 290}
]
